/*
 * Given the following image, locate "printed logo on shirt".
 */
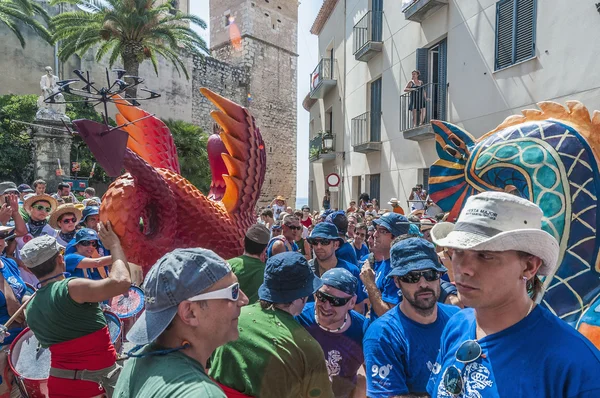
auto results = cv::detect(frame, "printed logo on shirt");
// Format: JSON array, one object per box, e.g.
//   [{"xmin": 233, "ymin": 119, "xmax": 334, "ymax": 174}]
[
  {"xmin": 437, "ymin": 362, "xmax": 493, "ymax": 397},
  {"xmin": 371, "ymin": 364, "xmax": 393, "ymax": 379},
  {"xmin": 326, "ymin": 350, "xmax": 342, "ymax": 377},
  {"xmin": 427, "ymin": 361, "xmax": 441, "ymax": 375}
]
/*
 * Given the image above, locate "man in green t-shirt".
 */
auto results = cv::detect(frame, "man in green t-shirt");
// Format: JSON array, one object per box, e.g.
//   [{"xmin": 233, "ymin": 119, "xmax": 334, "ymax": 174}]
[
  {"xmin": 114, "ymin": 248, "xmax": 249, "ymax": 398},
  {"xmin": 20, "ymin": 222, "xmax": 132, "ymax": 397},
  {"xmin": 210, "ymin": 251, "xmax": 335, "ymax": 398},
  {"xmin": 229, "ymin": 224, "xmax": 270, "ymax": 304}
]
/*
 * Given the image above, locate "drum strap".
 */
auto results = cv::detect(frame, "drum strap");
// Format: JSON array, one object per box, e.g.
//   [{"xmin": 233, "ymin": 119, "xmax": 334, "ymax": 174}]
[{"xmin": 49, "ymin": 363, "xmax": 121, "ymax": 398}]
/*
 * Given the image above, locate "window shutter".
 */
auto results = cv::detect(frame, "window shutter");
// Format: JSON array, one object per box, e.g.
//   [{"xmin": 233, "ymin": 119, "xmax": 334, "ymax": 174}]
[
  {"xmin": 495, "ymin": 0, "xmax": 515, "ymax": 70},
  {"xmin": 369, "ymin": 174, "xmax": 381, "ymax": 202},
  {"xmin": 416, "ymin": 48, "xmax": 429, "ymax": 84},
  {"xmin": 515, "ymin": 0, "xmax": 536, "ymax": 63},
  {"xmin": 437, "ymin": 40, "xmax": 447, "ymax": 121},
  {"xmin": 370, "ymin": 78, "xmax": 382, "ymax": 142}
]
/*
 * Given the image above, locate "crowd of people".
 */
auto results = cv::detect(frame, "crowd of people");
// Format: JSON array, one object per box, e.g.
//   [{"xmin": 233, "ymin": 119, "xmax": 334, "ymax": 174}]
[{"xmin": 0, "ymin": 179, "xmax": 599, "ymax": 397}]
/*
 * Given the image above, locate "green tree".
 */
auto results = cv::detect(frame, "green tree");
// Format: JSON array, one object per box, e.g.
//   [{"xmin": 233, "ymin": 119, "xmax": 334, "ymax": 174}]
[
  {"xmin": 0, "ymin": 0, "xmax": 53, "ymax": 48},
  {"xmin": 50, "ymin": 0, "xmax": 208, "ymax": 97},
  {"xmin": 163, "ymin": 119, "xmax": 211, "ymax": 194}
]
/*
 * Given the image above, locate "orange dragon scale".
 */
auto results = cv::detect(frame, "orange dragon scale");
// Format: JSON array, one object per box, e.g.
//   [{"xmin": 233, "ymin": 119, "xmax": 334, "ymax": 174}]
[{"xmin": 73, "ymin": 89, "xmax": 266, "ymax": 272}]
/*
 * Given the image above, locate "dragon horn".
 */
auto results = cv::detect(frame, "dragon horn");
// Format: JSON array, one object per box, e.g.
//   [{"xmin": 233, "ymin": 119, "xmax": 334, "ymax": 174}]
[{"xmin": 200, "ymin": 88, "xmax": 247, "ymax": 124}]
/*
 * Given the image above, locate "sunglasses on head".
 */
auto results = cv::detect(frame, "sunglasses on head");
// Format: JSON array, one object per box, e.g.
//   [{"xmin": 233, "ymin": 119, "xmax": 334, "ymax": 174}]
[
  {"xmin": 33, "ymin": 205, "xmax": 51, "ymax": 212},
  {"xmin": 187, "ymin": 282, "xmax": 240, "ymax": 302},
  {"xmin": 79, "ymin": 240, "xmax": 98, "ymax": 247},
  {"xmin": 443, "ymin": 340, "xmax": 482, "ymax": 395},
  {"xmin": 315, "ymin": 290, "xmax": 352, "ymax": 307},
  {"xmin": 285, "ymin": 224, "xmax": 302, "ymax": 231},
  {"xmin": 308, "ymin": 238, "xmax": 332, "ymax": 246},
  {"xmin": 60, "ymin": 218, "xmax": 77, "ymax": 224},
  {"xmin": 398, "ymin": 269, "xmax": 441, "ymax": 284}
]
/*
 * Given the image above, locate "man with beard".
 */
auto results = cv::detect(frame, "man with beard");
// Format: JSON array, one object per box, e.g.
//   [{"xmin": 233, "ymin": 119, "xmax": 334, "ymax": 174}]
[{"xmin": 363, "ymin": 237, "xmax": 458, "ymax": 397}]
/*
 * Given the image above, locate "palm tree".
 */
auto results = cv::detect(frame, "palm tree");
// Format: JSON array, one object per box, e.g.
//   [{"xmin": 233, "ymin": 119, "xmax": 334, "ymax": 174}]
[
  {"xmin": 50, "ymin": 0, "xmax": 209, "ymax": 97},
  {"xmin": 0, "ymin": 0, "xmax": 53, "ymax": 48}
]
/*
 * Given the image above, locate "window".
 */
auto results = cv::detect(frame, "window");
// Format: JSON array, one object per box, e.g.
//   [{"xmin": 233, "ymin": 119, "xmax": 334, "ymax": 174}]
[
  {"xmin": 495, "ymin": 0, "xmax": 536, "ymax": 70},
  {"xmin": 369, "ymin": 174, "xmax": 380, "ymax": 202}
]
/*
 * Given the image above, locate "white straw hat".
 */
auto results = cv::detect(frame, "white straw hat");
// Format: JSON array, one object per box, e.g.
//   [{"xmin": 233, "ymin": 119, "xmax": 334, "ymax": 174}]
[{"xmin": 430, "ymin": 191, "xmax": 559, "ymax": 276}]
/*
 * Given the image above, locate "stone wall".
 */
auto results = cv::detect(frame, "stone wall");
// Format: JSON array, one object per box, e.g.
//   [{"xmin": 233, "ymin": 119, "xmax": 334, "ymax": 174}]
[{"xmin": 192, "ymin": 56, "xmax": 249, "ymax": 133}]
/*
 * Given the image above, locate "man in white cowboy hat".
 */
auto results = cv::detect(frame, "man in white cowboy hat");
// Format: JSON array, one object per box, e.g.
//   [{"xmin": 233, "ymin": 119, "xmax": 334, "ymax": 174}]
[
  {"xmin": 427, "ymin": 191, "xmax": 600, "ymax": 397},
  {"xmin": 49, "ymin": 204, "xmax": 82, "ymax": 246},
  {"xmin": 387, "ymin": 197, "xmax": 405, "ymax": 215}
]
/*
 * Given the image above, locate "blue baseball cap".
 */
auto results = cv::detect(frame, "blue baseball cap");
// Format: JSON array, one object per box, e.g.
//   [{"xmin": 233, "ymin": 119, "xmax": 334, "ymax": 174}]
[
  {"xmin": 321, "ymin": 268, "xmax": 357, "ymax": 296},
  {"xmin": 127, "ymin": 248, "xmax": 232, "ymax": 345},
  {"xmin": 320, "ymin": 209, "xmax": 334, "ymax": 220},
  {"xmin": 387, "ymin": 237, "xmax": 447, "ymax": 278},
  {"xmin": 325, "ymin": 211, "xmax": 348, "ymax": 234},
  {"xmin": 75, "ymin": 228, "xmax": 99, "ymax": 244},
  {"xmin": 258, "ymin": 252, "xmax": 323, "ymax": 303},
  {"xmin": 81, "ymin": 206, "xmax": 99, "ymax": 223},
  {"xmin": 373, "ymin": 213, "xmax": 410, "ymax": 237},
  {"xmin": 309, "ymin": 223, "xmax": 344, "ymax": 245}
]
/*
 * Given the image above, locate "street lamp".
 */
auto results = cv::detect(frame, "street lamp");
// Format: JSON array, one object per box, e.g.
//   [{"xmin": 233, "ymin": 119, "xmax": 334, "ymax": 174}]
[{"xmin": 322, "ymin": 132, "xmax": 334, "ymax": 152}]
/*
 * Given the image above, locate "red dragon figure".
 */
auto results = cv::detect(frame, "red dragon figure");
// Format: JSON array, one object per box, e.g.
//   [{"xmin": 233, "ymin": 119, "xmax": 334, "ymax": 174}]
[{"xmin": 72, "ymin": 88, "xmax": 266, "ymax": 272}]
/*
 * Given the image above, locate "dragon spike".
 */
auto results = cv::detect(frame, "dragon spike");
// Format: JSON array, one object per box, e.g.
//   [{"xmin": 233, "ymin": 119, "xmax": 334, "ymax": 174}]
[
  {"xmin": 538, "ymin": 101, "xmax": 569, "ymax": 118},
  {"xmin": 521, "ymin": 109, "xmax": 543, "ymax": 119},
  {"xmin": 211, "ymin": 110, "xmax": 249, "ymax": 141},
  {"xmin": 566, "ymin": 101, "xmax": 591, "ymax": 123},
  {"xmin": 200, "ymin": 88, "xmax": 247, "ymax": 124},
  {"xmin": 221, "ymin": 153, "xmax": 246, "ymax": 179},
  {"xmin": 592, "ymin": 110, "xmax": 600, "ymax": 127},
  {"xmin": 219, "ymin": 124, "xmax": 250, "ymax": 161},
  {"xmin": 222, "ymin": 174, "xmax": 243, "ymax": 213}
]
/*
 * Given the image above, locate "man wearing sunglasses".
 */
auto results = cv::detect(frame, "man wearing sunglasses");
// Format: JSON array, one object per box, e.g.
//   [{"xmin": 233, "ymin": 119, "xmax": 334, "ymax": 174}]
[
  {"xmin": 49, "ymin": 204, "xmax": 82, "ymax": 246},
  {"xmin": 325, "ymin": 211, "xmax": 359, "ymax": 266},
  {"xmin": 364, "ymin": 237, "xmax": 459, "ymax": 397},
  {"xmin": 308, "ymin": 223, "xmax": 367, "ymax": 312},
  {"xmin": 296, "ymin": 268, "xmax": 368, "ymax": 398},
  {"xmin": 352, "ymin": 223, "xmax": 369, "ymax": 260},
  {"xmin": 360, "ymin": 212, "xmax": 410, "ymax": 320},
  {"xmin": 266, "ymin": 215, "xmax": 300, "ymax": 258},
  {"xmin": 64, "ymin": 228, "xmax": 113, "ymax": 280},
  {"xmin": 210, "ymin": 252, "xmax": 334, "ymax": 398},
  {"xmin": 427, "ymin": 192, "xmax": 600, "ymax": 397},
  {"xmin": 115, "ymin": 248, "xmax": 248, "ymax": 397}
]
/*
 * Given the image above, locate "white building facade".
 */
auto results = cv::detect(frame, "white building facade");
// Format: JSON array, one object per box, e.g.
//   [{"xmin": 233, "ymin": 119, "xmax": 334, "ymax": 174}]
[{"xmin": 305, "ymin": 0, "xmax": 600, "ymax": 212}]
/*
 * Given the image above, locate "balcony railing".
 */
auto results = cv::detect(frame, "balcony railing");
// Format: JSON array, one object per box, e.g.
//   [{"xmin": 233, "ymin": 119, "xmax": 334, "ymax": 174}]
[
  {"xmin": 309, "ymin": 58, "xmax": 336, "ymax": 99},
  {"xmin": 402, "ymin": 0, "xmax": 449, "ymax": 23},
  {"xmin": 353, "ymin": 10, "xmax": 383, "ymax": 62},
  {"xmin": 309, "ymin": 132, "xmax": 336, "ymax": 163},
  {"xmin": 400, "ymin": 82, "xmax": 447, "ymax": 141},
  {"xmin": 351, "ymin": 111, "xmax": 381, "ymax": 153}
]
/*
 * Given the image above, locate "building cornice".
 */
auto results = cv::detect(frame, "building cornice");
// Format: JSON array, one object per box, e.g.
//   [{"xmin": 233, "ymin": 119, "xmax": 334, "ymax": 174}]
[
  {"xmin": 210, "ymin": 34, "xmax": 299, "ymax": 57},
  {"xmin": 310, "ymin": 0, "xmax": 339, "ymax": 35}
]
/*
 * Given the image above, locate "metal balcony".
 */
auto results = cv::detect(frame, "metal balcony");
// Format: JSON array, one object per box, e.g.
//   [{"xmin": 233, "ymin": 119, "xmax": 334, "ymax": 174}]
[
  {"xmin": 353, "ymin": 10, "xmax": 383, "ymax": 62},
  {"xmin": 309, "ymin": 58, "xmax": 336, "ymax": 99},
  {"xmin": 402, "ymin": 0, "xmax": 449, "ymax": 23},
  {"xmin": 400, "ymin": 82, "xmax": 447, "ymax": 141},
  {"xmin": 309, "ymin": 132, "xmax": 336, "ymax": 163},
  {"xmin": 351, "ymin": 112, "xmax": 381, "ymax": 153}
]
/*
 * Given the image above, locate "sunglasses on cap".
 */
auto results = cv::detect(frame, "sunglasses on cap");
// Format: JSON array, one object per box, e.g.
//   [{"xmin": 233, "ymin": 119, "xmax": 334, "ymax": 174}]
[
  {"xmin": 79, "ymin": 240, "xmax": 98, "ymax": 247},
  {"xmin": 398, "ymin": 269, "xmax": 441, "ymax": 284},
  {"xmin": 315, "ymin": 290, "xmax": 352, "ymax": 307},
  {"xmin": 33, "ymin": 205, "xmax": 52, "ymax": 212},
  {"xmin": 443, "ymin": 340, "xmax": 482, "ymax": 395},
  {"xmin": 285, "ymin": 224, "xmax": 302, "ymax": 231},
  {"xmin": 187, "ymin": 282, "xmax": 240, "ymax": 302},
  {"xmin": 308, "ymin": 238, "xmax": 332, "ymax": 246}
]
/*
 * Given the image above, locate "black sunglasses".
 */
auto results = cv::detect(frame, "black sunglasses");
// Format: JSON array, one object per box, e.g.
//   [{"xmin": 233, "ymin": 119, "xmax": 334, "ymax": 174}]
[
  {"xmin": 79, "ymin": 240, "xmax": 98, "ymax": 247},
  {"xmin": 308, "ymin": 238, "xmax": 332, "ymax": 246},
  {"xmin": 443, "ymin": 340, "xmax": 482, "ymax": 395},
  {"xmin": 398, "ymin": 269, "xmax": 441, "ymax": 284},
  {"xmin": 315, "ymin": 290, "xmax": 352, "ymax": 307},
  {"xmin": 285, "ymin": 224, "xmax": 302, "ymax": 231}
]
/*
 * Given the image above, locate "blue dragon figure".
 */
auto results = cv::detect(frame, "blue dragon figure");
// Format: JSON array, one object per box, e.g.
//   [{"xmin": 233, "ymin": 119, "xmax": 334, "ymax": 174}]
[{"xmin": 428, "ymin": 101, "xmax": 600, "ymax": 348}]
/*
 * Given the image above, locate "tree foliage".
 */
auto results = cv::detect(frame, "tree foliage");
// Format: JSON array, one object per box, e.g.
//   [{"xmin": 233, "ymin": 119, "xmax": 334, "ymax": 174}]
[
  {"xmin": 0, "ymin": 0, "xmax": 53, "ymax": 48},
  {"xmin": 163, "ymin": 118, "xmax": 211, "ymax": 194},
  {"xmin": 0, "ymin": 95, "xmax": 37, "ymax": 183}
]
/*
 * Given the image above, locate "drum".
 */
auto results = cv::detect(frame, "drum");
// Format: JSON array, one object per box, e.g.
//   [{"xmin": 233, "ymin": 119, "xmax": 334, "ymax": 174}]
[
  {"xmin": 8, "ymin": 328, "xmax": 50, "ymax": 398},
  {"xmin": 103, "ymin": 311, "xmax": 122, "ymax": 353},
  {"xmin": 108, "ymin": 286, "xmax": 145, "ymax": 339}
]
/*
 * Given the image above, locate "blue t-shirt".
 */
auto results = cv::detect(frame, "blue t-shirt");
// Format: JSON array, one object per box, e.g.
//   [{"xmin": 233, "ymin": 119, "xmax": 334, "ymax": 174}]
[
  {"xmin": 0, "ymin": 257, "xmax": 26, "ymax": 345},
  {"xmin": 365, "ymin": 303, "xmax": 459, "ymax": 396},
  {"xmin": 336, "ymin": 242, "xmax": 358, "ymax": 266},
  {"xmin": 308, "ymin": 258, "xmax": 368, "ymax": 304},
  {"xmin": 353, "ymin": 243, "xmax": 369, "ymax": 260},
  {"xmin": 427, "ymin": 306, "xmax": 600, "ymax": 397},
  {"xmin": 265, "ymin": 236, "xmax": 298, "ymax": 259},
  {"xmin": 64, "ymin": 253, "xmax": 107, "ymax": 280},
  {"xmin": 368, "ymin": 258, "xmax": 400, "ymax": 321},
  {"xmin": 296, "ymin": 302, "xmax": 367, "ymax": 398}
]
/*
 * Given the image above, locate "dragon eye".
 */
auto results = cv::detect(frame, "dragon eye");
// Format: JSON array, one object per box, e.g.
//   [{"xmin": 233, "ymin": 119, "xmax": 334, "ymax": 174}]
[
  {"xmin": 444, "ymin": 145, "xmax": 459, "ymax": 158},
  {"xmin": 449, "ymin": 134, "xmax": 462, "ymax": 147}
]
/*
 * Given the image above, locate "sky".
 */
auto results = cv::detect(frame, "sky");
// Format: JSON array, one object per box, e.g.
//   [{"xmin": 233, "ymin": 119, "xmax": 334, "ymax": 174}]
[{"xmin": 189, "ymin": 1, "xmax": 320, "ymax": 200}]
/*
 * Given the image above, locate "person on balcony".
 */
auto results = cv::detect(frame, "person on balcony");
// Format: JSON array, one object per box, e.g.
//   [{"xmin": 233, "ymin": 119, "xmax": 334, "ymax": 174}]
[{"xmin": 405, "ymin": 70, "xmax": 428, "ymax": 127}]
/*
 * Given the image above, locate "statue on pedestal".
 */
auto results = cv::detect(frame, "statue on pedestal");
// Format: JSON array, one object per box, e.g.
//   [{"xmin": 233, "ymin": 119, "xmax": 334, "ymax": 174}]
[{"xmin": 36, "ymin": 66, "xmax": 70, "ymax": 122}]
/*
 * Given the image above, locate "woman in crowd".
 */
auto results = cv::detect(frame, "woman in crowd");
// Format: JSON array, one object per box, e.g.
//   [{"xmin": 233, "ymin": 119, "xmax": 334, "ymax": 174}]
[
  {"xmin": 49, "ymin": 204, "xmax": 82, "ymax": 246},
  {"xmin": 322, "ymin": 190, "xmax": 331, "ymax": 211},
  {"xmin": 64, "ymin": 228, "xmax": 112, "ymax": 280},
  {"xmin": 300, "ymin": 206, "xmax": 313, "ymax": 229}
]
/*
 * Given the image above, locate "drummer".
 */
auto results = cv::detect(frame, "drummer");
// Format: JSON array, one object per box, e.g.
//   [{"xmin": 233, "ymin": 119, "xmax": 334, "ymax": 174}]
[
  {"xmin": 21, "ymin": 222, "xmax": 132, "ymax": 398},
  {"xmin": 49, "ymin": 204, "xmax": 82, "ymax": 246},
  {"xmin": 64, "ymin": 229, "xmax": 112, "ymax": 280}
]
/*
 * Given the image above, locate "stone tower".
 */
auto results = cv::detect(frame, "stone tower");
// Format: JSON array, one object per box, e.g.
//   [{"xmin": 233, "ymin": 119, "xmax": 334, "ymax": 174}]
[{"xmin": 209, "ymin": 0, "xmax": 298, "ymax": 208}]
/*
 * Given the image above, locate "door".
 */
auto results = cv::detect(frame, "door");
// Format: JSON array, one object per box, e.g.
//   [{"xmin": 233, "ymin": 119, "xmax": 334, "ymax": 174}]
[
  {"xmin": 369, "ymin": 174, "xmax": 381, "ymax": 203},
  {"xmin": 370, "ymin": 78, "xmax": 382, "ymax": 142},
  {"xmin": 371, "ymin": 0, "xmax": 383, "ymax": 42}
]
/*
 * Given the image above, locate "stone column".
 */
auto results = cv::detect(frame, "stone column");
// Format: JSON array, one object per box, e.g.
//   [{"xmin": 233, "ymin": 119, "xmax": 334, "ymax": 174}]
[{"xmin": 31, "ymin": 120, "xmax": 72, "ymax": 192}]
